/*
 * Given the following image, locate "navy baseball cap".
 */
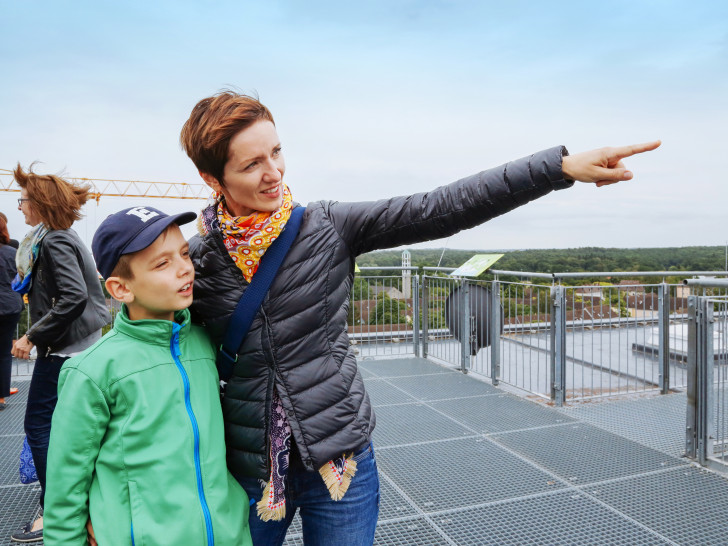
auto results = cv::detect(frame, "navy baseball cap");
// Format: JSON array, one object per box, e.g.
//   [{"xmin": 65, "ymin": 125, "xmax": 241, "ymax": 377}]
[{"xmin": 92, "ymin": 206, "xmax": 197, "ymax": 279}]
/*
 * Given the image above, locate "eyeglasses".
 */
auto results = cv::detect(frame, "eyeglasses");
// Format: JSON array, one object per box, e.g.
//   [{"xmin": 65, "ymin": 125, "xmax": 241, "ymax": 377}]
[{"xmin": 18, "ymin": 198, "xmax": 30, "ymax": 206}]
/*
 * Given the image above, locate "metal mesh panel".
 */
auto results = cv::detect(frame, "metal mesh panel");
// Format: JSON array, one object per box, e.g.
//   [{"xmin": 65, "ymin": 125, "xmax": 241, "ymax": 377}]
[
  {"xmin": 0, "ymin": 485, "xmax": 41, "ymax": 546},
  {"xmin": 422, "ymin": 275, "xmax": 462, "ymax": 368},
  {"xmin": 365, "ymin": 379, "xmax": 418, "ymax": 407},
  {"xmin": 557, "ymin": 392, "xmax": 687, "ymax": 458},
  {"xmin": 491, "ymin": 422, "xmax": 685, "ymax": 484},
  {"xmin": 359, "ymin": 357, "xmax": 453, "ymax": 378},
  {"xmin": 711, "ymin": 297, "xmax": 728, "ymax": 465},
  {"xmin": 561, "ymin": 284, "xmax": 664, "ymax": 401},
  {"xmin": 429, "ymin": 394, "xmax": 576, "ymax": 434},
  {"xmin": 374, "ymin": 519, "xmax": 450, "ymax": 545},
  {"xmin": 0, "ymin": 435, "xmax": 25, "ymax": 486},
  {"xmin": 349, "ymin": 275, "xmax": 418, "ymax": 359},
  {"xmin": 371, "ymin": 403, "xmax": 475, "ymax": 447},
  {"xmin": 590, "ymin": 466, "xmax": 728, "ymax": 546},
  {"xmin": 667, "ymin": 283, "xmax": 690, "ymax": 389},
  {"xmin": 437, "ymin": 490, "xmax": 669, "ymax": 545},
  {"xmin": 0, "ymin": 380, "xmax": 30, "ymax": 436},
  {"xmin": 496, "ymin": 281, "xmax": 552, "ymax": 397},
  {"xmin": 377, "ymin": 477, "xmax": 420, "ymax": 520},
  {"xmin": 375, "ymin": 438, "xmax": 565, "ymax": 512},
  {"xmin": 385, "ymin": 372, "xmax": 498, "ymax": 401}
]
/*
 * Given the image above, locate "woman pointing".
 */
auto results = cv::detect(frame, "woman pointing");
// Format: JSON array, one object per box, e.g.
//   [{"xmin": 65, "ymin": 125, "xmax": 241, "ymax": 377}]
[{"xmin": 181, "ymin": 90, "xmax": 659, "ymax": 546}]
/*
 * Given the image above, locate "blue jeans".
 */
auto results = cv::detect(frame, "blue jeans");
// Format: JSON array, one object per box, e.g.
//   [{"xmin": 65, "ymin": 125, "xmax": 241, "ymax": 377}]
[
  {"xmin": 24, "ymin": 353, "xmax": 68, "ymax": 508},
  {"xmin": 0, "ymin": 312, "xmax": 20, "ymax": 398},
  {"xmin": 237, "ymin": 442, "xmax": 380, "ymax": 546}
]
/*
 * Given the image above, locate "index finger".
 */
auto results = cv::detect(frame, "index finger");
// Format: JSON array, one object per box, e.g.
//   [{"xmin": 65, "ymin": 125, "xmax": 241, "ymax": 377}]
[{"xmin": 611, "ymin": 140, "xmax": 661, "ymax": 160}]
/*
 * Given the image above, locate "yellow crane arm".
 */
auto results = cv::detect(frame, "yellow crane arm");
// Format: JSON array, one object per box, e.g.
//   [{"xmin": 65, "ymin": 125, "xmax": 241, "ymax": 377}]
[{"xmin": 0, "ymin": 169, "xmax": 211, "ymax": 201}]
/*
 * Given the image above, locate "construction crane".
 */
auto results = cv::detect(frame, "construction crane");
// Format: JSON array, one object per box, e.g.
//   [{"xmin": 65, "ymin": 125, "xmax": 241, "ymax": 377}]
[{"xmin": 0, "ymin": 168, "xmax": 211, "ymax": 202}]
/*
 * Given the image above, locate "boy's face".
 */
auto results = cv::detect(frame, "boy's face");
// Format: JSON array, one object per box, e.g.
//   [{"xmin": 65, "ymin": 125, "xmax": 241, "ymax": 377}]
[{"xmin": 119, "ymin": 225, "xmax": 194, "ymax": 322}]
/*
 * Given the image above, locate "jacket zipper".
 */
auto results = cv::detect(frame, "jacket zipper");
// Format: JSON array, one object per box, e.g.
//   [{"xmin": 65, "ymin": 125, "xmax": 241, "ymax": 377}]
[
  {"xmin": 261, "ymin": 308, "xmax": 274, "ymax": 475},
  {"xmin": 171, "ymin": 323, "xmax": 215, "ymax": 546}
]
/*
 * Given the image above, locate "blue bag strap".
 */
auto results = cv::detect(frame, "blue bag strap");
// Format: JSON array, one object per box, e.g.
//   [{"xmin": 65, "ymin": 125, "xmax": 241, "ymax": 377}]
[{"xmin": 217, "ymin": 206, "xmax": 305, "ymax": 381}]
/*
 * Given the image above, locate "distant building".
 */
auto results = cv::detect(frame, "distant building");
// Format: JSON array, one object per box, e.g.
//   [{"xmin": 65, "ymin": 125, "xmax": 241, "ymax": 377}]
[
  {"xmin": 618, "ymin": 280, "xmax": 645, "ymax": 295},
  {"xmin": 371, "ymin": 285, "xmax": 406, "ymax": 300},
  {"xmin": 573, "ymin": 286, "xmax": 604, "ymax": 299}
]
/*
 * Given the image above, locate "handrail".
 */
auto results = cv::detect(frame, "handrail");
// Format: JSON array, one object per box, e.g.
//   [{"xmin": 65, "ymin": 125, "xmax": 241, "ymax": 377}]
[
  {"xmin": 357, "ymin": 266, "xmax": 728, "ymax": 281},
  {"xmin": 422, "ymin": 266, "xmax": 456, "ymax": 272},
  {"xmin": 357, "ymin": 266, "xmax": 419, "ymax": 271},
  {"xmin": 683, "ymin": 278, "xmax": 728, "ymax": 288},
  {"xmin": 554, "ymin": 271, "xmax": 728, "ymax": 279},
  {"xmin": 489, "ymin": 270, "xmax": 554, "ymax": 279}
]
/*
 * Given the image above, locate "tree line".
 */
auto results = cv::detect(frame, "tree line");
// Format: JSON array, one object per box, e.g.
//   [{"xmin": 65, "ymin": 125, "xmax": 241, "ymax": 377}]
[{"xmin": 357, "ymin": 246, "xmax": 727, "ymax": 282}]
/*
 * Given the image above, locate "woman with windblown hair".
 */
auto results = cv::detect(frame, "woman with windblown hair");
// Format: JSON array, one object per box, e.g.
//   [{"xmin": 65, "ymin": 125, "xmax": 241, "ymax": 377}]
[{"xmin": 9, "ymin": 166, "xmax": 110, "ymax": 544}]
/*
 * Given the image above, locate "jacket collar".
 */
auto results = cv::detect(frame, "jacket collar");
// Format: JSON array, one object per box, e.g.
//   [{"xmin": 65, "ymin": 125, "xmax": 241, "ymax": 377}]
[{"xmin": 113, "ymin": 305, "xmax": 191, "ymax": 346}]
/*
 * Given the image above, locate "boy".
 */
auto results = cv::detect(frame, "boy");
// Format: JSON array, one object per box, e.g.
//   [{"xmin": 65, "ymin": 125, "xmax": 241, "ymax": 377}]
[{"xmin": 44, "ymin": 206, "xmax": 252, "ymax": 546}]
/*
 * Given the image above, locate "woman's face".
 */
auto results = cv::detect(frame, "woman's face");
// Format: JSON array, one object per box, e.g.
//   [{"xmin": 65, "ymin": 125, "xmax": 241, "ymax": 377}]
[
  {"xmin": 18, "ymin": 188, "xmax": 42, "ymax": 226},
  {"xmin": 201, "ymin": 120, "xmax": 286, "ymax": 217}
]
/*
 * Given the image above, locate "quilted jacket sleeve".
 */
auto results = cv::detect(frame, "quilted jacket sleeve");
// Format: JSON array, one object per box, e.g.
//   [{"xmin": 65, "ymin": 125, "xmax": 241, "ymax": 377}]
[
  {"xmin": 326, "ymin": 146, "xmax": 572, "ymax": 256},
  {"xmin": 44, "ymin": 367, "xmax": 109, "ymax": 546}
]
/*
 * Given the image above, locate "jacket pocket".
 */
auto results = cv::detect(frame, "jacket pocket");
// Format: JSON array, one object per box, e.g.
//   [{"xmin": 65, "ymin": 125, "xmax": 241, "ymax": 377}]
[{"xmin": 128, "ymin": 481, "xmax": 145, "ymax": 546}]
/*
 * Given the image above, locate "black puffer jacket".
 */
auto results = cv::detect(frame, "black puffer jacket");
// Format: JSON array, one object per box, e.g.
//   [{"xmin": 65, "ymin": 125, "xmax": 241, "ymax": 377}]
[
  {"xmin": 26, "ymin": 229, "xmax": 111, "ymax": 355},
  {"xmin": 189, "ymin": 146, "xmax": 572, "ymax": 479}
]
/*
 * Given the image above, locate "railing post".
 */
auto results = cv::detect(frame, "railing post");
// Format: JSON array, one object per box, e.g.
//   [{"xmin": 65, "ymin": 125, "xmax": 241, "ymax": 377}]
[
  {"xmin": 490, "ymin": 280, "xmax": 501, "ymax": 386},
  {"xmin": 686, "ymin": 295, "xmax": 698, "ymax": 458},
  {"xmin": 412, "ymin": 274, "xmax": 420, "ymax": 358},
  {"xmin": 658, "ymin": 282, "xmax": 671, "ymax": 393},
  {"xmin": 698, "ymin": 299, "xmax": 715, "ymax": 465},
  {"xmin": 550, "ymin": 285, "xmax": 566, "ymax": 406},
  {"xmin": 421, "ymin": 276, "xmax": 429, "ymax": 359},
  {"xmin": 686, "ymin": 296, "xmax": 714, "ymax": 464},
  {"xmin": 459, "ymin": 279, "xmax": 471, "ymax": 374}
]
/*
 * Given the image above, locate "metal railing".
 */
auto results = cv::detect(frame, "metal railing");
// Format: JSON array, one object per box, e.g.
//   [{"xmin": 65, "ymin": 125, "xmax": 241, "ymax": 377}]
[
  {"xmin": 348, "ymin": 267, "xmax": 420, "ymax": 359},
  {"xmin": 349, "ymin": 267, "xmax": 728, "ymax": 407},
  {"xmin": 14, "ymin": 266, "xmax": 728, "ymax": 418},
  {"xmin": 685, "ymin": 279, "xmax": 728, "ymax": 470}
]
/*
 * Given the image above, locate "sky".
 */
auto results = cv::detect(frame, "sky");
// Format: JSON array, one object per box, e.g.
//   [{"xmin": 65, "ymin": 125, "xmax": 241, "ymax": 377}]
[{"xmin": 1, "ymin": 0, "xmax": 726, "ymax": 254}]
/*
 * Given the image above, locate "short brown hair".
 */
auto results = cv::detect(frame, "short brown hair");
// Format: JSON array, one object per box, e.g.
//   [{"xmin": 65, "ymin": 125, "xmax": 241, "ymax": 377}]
[
  {"xmin": 109, "ymin": 254, "xmax": 133, "ymax": 280},
  {"xmin": 180, "ymin": 91, "xmax": 275, "ymax": 185},
  {"xmin": 0, "ymin": 215, "xmax": 9, "ymax": 245},
  {"xmin": 13, "ymin": 163, "xmax": 91, "ymax": 230}
]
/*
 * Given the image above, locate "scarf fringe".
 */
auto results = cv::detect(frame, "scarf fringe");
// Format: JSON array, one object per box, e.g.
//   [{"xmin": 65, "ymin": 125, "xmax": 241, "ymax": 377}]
[
  {"xmin": 256, "ymin": 479, "xmax": 287, "ymax": 522},
  {"xmin": 318, "ymin": 454, "xmax": 357, "ymax": 501}
]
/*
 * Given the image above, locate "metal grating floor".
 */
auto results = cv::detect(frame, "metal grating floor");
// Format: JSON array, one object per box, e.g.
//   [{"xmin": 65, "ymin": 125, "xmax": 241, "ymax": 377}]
[{"xmin": 3, "ymin": 357, "xmax": 728, "ymax": 545}]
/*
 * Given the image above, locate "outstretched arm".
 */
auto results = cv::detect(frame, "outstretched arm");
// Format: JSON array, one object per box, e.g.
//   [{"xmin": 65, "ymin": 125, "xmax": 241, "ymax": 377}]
[
  {"xmin": 562, "ymin": 140, "xmax": 661, "ymax": 186},
  {"xmin": 326, "ymin": 141, "xmax": 661, "ymax": 256}
]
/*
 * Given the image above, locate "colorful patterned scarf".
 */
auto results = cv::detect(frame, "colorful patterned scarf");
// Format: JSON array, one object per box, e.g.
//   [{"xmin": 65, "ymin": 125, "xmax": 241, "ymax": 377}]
[
  {"xmin": 200, "ymin": 186, "xmax": 357, "ymax": 521},
  {"xmin": 216, "ymin": 186, "xmax": 293, "ymax": 282},
  {"xmin": 12, "ymin": 223, "xmax": 49, "ymax": 294}
]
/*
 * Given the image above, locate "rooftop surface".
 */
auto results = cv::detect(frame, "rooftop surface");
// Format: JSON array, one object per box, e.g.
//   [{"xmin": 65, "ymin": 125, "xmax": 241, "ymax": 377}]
[{"xmin": 2, "ymin": 356, "xmax": 728, "ymax": 545}]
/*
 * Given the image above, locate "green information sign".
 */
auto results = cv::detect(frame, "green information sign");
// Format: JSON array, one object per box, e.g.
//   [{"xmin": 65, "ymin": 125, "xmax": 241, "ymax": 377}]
[{"xmin": 451, "ymin": 253, "xmax": 504, "ymax": 277}]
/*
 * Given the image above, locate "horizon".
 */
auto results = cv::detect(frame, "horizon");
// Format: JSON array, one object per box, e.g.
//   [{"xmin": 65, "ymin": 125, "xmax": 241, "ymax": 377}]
[{"xmin": 364, "ymin": 244, "xmax": 728, "ymax": 252}]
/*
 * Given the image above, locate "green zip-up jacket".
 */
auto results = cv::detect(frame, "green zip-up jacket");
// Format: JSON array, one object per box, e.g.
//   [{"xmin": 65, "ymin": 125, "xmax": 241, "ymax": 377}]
[{"xmin": 44, "ymin": 307, "xmax": 252, "ymax": 546}]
